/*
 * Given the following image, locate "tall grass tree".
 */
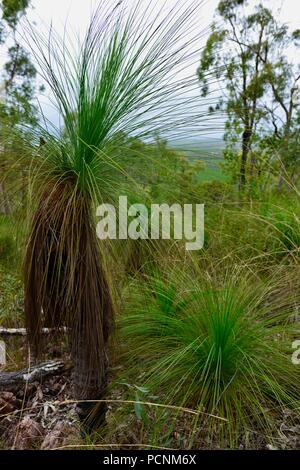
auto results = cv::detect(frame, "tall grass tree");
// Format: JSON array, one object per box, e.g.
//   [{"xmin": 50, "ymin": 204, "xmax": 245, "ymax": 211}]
[{"xmin": 21, "ymin": 0, "xmax": 219, "ymax": 429}]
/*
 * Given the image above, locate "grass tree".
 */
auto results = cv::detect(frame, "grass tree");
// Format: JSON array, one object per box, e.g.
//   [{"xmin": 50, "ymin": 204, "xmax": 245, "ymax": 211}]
[
  {"xmin": 120, "ymin": 267, "xmax": 300, "ymax": 446},
  {"xmin": 22, "ymin": 0, "xmax": 213, "ymax": 430}
]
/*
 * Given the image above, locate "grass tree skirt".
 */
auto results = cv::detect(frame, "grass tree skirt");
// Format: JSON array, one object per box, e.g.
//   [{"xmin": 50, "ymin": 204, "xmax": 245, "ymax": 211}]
[
  {"xmin": 72, "ymin": 336, "xmax": 109, "ymax": 433},
  {"xmin": 24, "ymin": 185, "xmax": 115, "ymax": 434}
]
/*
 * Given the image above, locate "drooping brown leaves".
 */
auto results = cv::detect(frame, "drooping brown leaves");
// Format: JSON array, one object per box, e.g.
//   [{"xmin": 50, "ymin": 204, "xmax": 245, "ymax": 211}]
[{"xmin": 24, "ymin": 180, "xmax": 115, "ymax": 399}]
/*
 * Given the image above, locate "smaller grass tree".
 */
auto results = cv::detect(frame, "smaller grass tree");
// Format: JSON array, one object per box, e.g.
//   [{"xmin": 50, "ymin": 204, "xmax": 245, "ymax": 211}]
[{"xmin": 120, "ymin": 267, "xmax": 300, "ymax": 446}]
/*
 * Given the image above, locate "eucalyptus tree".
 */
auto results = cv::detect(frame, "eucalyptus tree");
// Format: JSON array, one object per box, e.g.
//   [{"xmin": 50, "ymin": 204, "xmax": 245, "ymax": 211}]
[
  {"xmin": 0, "ymin": 0, "xmax": 41, "ymax": 126},
  {"xmin": 197, "ymin": 0, "xmax": 281, "ymax": 188},
  {"xmin": 23, "ymin": 0, "xmax": 214, "ymax": 430},
  {"xmin": 262, "ymin": 29, "xmax": 300, "ymax": 187},
  {"xmin": 0, "ymin": 0, "xmax": 43, "ymax": 213}
]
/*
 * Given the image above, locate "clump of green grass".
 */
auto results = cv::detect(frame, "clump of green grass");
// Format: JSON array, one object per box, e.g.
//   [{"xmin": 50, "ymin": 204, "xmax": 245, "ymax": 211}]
[
  {"xmin": 0, "ymin": 213, "xmax": 26, "ymax": 271},
  {"xmin": 260, "ymin": 200, "xmax": 300, "ymax": 256},
  {"xmin": 0, "ymin": 267, "xmax": 23, "ymax": 327},
  {"xmin": 119, "ymin": 268, "xmax": 300, "ymax": 447},
  {"xmin": 0, "ymin": 214, "xmax": 25, "ymax": 329}
]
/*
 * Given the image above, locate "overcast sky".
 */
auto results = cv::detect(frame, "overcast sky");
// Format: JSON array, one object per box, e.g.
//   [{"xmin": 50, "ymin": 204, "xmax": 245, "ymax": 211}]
[
  {"xmin": 27, "ymin": 0, "xmax": 300, "ymax": 30},
  {"xmin": 1, "ymin": 0, "xmax": 300, "ymax": 139},
  {"xmin": 26, "ymin": 0, "xmax": 300, "ymax": 39}
]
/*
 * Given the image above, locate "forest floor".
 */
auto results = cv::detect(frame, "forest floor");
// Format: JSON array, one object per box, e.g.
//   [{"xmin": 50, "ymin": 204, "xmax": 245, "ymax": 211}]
[{"xmin": 1, "ymin": 341, "xmax": 300, "ymax": 450}]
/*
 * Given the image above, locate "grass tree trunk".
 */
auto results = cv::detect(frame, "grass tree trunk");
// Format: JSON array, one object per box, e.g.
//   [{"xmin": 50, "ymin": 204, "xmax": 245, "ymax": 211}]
[
  {"xmin": 72, "ymin": 336, "xmax": 109, "ymax": 431},
  {"xmin": 24, "ymin": 183, "xmax": 114, "ymax": 432}
]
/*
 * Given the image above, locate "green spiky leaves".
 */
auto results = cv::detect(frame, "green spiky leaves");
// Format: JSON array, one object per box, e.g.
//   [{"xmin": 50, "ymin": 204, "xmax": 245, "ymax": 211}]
[{"xmin": 120, "ymin": 268, "xmax": 300, "ymax": 444}]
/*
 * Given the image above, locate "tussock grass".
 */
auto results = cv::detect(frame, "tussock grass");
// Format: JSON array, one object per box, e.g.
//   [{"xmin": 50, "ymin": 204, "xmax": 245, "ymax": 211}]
[{"xmin": 119, "ymin": 267, "xmax": 300, "ymax": 446}]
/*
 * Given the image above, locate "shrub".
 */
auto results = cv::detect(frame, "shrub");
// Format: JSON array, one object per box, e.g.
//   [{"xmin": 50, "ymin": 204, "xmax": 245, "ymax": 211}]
[
  {"xmin": 196, "ymin": 180, "xmax": 233, "ymax": 205},
  {"xmin": 119, "ymin": 269, "xmax": 300, "ymax": 447},
  {"xmin": 260, "ymin": 201, "xmax": 300, "ymax": 256},
  {"xmin": 0, "ymin": 268, "xmax": 23, "ymax": 327}
]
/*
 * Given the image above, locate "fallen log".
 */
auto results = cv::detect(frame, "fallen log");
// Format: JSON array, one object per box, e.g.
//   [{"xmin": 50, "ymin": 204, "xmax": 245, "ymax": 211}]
[
  {"xmin": 0, "ymin": 360, "xmax": 67, "ymax": 390},
  {"xmin": 0, "ymin": 327, "xmax": 28, "ymax": 336},
  {"xmin": 0, "ymin": 327, "xmax": 67, "ymax": 336}
]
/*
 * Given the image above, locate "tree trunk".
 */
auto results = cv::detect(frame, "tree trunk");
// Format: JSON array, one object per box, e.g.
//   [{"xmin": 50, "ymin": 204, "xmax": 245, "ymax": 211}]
[
  {"xmin": 239, "ymin": 130, "xmax": 252, "ymax": 189},
  {"xmin": 277, "ymin": 119, "xmax": 291, "ymax": 191},
  {"xmin": 249, "ymin": 151, "xmax": 257, "ymax": 180}
]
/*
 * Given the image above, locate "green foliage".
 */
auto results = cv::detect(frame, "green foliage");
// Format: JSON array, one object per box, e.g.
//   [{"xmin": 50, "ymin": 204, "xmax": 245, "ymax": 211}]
[
  {"xmin": 1, "ymin": 0, "xmax": 29, "ymax": 30},
  {"xmin": 117, "ymin": 136, "xmax": 198, "ymax": 204},
  {"xmin": 119, "ymin": 268, "xmax": 300, "ymax": 446},
  {"xmin": 218, "ymin": 0, "xmax": 245, "ymax": 19},
  {"xmin": 0, "ymin": 212, "xmax": 25, "ymax": 268},
  {"xmin": 0, "ymin": 0, "xmax": 299, "ymax": 450},
  {"xmin": 0, "ymin": 0, "xmax": 40, "ymax": 126},
  {"xmin": 0, "ymin": 215, "xmax": 14, "ymax": 262},
  {"xmin": 259, "ymin": 198, "xmax": 300, "ymax": 255},
  {"xmin": 197, "ymin": 0, "xmax": 300, "ymax": 188},
  {"xmin": 0, "ymin": 214, "xmax": 23, "ymax": 326},
  {"xmin": 2, "ymin": 45, "xmax": 38, "ymax": 125},
  {"xmin": 197, "ymin": 29, "xmax": 225, "ymax": 94},
  {"xmin": 196, "ymin": 180, "xmax": 232, "ymax": 204},
  {"xmin": 0, "ymin": 267, "xmax": 23, "ymax": 327},
  {"xmin": 27, "ymin": 2, "xmax": 206, "ymax": 203}
]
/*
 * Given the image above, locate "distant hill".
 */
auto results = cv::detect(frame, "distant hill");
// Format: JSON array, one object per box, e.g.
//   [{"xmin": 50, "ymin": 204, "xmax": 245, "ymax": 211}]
[
  {"xmin": 169, "ymin": 138, "xmax": 224, "ymax": 157},
  {"xmin": 169, "ymin": 138, "xmax": 228, "ymax": 183}
]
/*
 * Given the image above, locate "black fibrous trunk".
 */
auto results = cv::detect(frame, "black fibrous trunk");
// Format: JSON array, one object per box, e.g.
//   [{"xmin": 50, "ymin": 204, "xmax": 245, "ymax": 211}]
[{"xmin": 24, "ymin": 181, "xmax": 115, "ymax": 432}]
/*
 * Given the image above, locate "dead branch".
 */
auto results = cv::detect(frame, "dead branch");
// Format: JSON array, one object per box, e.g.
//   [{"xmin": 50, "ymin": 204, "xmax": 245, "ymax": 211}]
[
  {"xmin": 0, "ymin": 327, "xmax": 67, "ymax": 336},
  {"xmin": 0, "ymin": 360, "xmax": 68, "ymax": 390}
]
